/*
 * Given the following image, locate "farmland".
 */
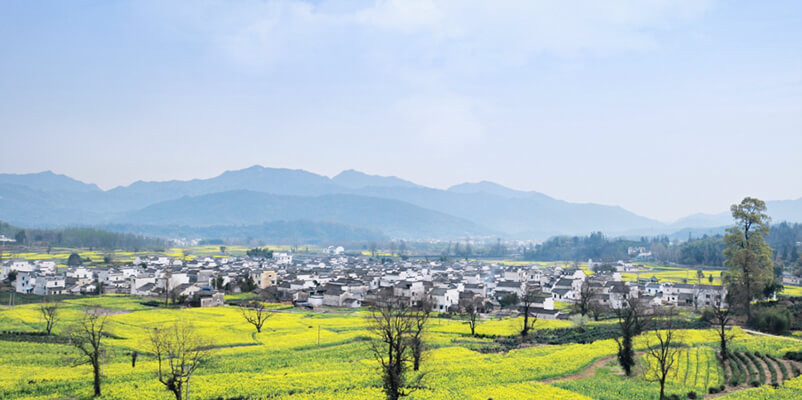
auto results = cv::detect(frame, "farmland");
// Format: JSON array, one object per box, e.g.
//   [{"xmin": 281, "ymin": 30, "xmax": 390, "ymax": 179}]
[{"xmin": 1, "ymin": 296, "xmax": 801, "ymax": 399}]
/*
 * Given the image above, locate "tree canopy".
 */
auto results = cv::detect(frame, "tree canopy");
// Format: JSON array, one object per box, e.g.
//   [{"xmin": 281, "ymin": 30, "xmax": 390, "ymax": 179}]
[{"xmin": 723, "ymin": 197, "xmax": 774, "ymax": 318}]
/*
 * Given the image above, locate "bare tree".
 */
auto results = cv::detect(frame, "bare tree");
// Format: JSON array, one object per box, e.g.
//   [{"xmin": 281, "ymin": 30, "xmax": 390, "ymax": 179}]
[
  {"xmin": 573, "ymin": 280, "xmax": 596, "ymax": 317},
  {"xmin": 643, "ymin": 308, "xmax": 682, "ymax": 400},
  {"xmin": 588, "ymin": 298, "xmax": 607, "ymax": 321},
  {"xmin": 409, "ymin": 300, "xmax": 430, "ymax": 371},
  {"xmin": 519, "ymin": 285, "xmax": 540, "ymax": 337},
  {"xmin": 710, "ymin": 294, "xmax": 734, "ymax": 360},
  {"xmin": 39, "ymin": 299, "xmax": 59, "ymax": 335},
  {"xmin": 240, "ymin": 301, "xmax": 272, "ymax": 333},
  {"xmin": 149, "ymin": 321, "xmax": 214, "ymax": 400},
  {"xmin": 163, "ymin": 267, "xmax": 172, "ymax": 306},
  {"xmin": 68, "ymin": 309, "xmax": 108, "ymax": 397},
  {"xmin": 367, "ymin": 296, "xmax": 424, "ymax": 400},
  {"xmin": 613, "ymin": 298, "xmax": 649, "ymax": 376},
  {"xmin": 462, "ymin": 297, "xmax": 483, "ymax": 337}
]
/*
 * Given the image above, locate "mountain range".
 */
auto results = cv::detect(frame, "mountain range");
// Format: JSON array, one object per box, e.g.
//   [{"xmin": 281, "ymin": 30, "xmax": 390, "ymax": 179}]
[{"xmin": 0, "ymin": 167, "xmax": 800, "ymax": 243}]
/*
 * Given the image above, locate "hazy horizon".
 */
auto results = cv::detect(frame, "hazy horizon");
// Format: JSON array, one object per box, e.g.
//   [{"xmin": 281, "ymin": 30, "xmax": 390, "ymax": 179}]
[
  {"xmin": 6, "ymin": 164, "xmax": 801, "ymax": 225},
  {"xmin": 1, "ymin": 1, "xmax": 800, "ymax": 222}
]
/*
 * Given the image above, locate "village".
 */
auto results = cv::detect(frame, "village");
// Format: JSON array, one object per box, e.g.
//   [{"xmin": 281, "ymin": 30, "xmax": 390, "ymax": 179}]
[{"xmin": 1, "ymin": 249, "xmax": 729, "ymax": 318}]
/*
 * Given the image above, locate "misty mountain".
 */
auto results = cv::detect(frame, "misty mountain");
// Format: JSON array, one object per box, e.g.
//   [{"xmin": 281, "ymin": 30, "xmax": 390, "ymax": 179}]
[
  {"xmin": 103, "ymin": 166, "xmax": 343, "ymax": 212},
  {"xmin": 669, "ymin": 198, "xmax": 802, "ymax": 229},
  {"xmin": 0, "ymin": 171, "xmax": 100, "ymax": 193},
  {"xmin": 116, "ymin": 191, "xmax": 488, "ymax": 238},
  {"xmin": 669, "ymin": 213, "xmax": 731, "ymax": 230},
  {"xmin": 354, "ymin": 185, "xmax": 662, "ymax": 236},
  {"xmin": 332, "ymin": 169, "xmax": 421, "ymax": 189},
  {"xmin": 447, "ymin": 181, "xmax": 552, "ymax": 200},
  {"xmin": 0, "ymin": 183, "xmax": 104, "ymax": 226},
  {"xmin": 2, "ymin": 166, "xmax": 800, "ymax": 241}
]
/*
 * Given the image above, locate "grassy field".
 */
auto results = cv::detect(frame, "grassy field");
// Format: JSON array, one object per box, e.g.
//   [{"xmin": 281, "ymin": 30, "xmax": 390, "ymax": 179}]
[{"xmin": 1, "ymin": 296, "xmax": 801, "ymax": 399}]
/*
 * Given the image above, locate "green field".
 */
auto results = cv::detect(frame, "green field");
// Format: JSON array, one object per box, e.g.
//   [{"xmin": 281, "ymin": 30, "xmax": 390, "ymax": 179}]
[{"xmin": 1, "ymin": 296, "xmax": 801, "ymax": 399}]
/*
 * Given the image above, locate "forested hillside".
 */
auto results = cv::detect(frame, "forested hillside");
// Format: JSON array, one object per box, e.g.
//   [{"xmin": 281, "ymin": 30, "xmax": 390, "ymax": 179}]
[{"xmin": 0, "ymin": 221, "xmax": 166, "ymax": 250}]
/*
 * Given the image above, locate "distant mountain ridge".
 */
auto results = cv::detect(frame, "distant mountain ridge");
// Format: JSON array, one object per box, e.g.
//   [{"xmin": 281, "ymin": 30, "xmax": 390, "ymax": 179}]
[
  {"xmin": 332, "ymin": 169, "xmax": 420, "ymax": 189},
  {"xmin": 1, "ymin": 166, "xmax": 800, "ymax": 242},
  {"xmin": 448, "ymin": 181, "xmax": 552, "ymax": 200},
  {"xmin": 117, "ymin": 190, "xmax": 488, "ymax": 238},
  {"xmin": 0, "ymin": 171, "xmax": 100, "ymax": 193}
]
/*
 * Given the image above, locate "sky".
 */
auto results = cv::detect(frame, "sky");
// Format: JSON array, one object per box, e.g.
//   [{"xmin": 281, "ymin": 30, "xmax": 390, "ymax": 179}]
[{"xmin": 0, "ymin": 0, "xmax": 800, "ymax": 222}]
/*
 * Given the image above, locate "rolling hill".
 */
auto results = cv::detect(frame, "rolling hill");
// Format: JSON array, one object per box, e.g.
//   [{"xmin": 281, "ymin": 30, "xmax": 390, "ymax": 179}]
[{"xmin": 1, "ymin": 166, "xmax": 799, "ymax": 241}]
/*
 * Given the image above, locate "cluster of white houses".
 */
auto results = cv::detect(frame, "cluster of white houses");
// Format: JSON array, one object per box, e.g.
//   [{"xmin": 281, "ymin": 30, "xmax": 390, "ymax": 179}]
[{"xmin": 1, "ymin": 253, "xmax": 729, "ymax": 316}]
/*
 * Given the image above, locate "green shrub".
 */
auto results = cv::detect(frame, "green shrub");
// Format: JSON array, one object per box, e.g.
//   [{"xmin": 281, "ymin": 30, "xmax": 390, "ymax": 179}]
[
  {"xmin": 749, "ymin": 307, "xmax": 793, "ymax": 334},
  {"xmin": 785, "ymin": 351, "xmax": 802, "ymax": 362}
]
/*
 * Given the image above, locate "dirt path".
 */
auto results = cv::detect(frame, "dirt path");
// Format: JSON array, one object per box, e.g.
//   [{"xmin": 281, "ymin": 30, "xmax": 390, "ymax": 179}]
[
  {"xmin": 742, "ymin": 329, "xmax": 802, "ymax": 341},
  {"xmin": 540, "ymin": 352, "xmax": 649, "ymax": 384},
  {"xmin": 540, "ymin": 355, "xmax": 619, "ymax": 384}
]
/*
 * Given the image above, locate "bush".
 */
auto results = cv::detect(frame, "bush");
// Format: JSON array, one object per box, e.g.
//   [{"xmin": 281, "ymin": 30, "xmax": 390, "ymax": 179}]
[
  {"xmin": 668, "ymin": 395, "xmax": 681, "ymax": 400},
  {"xmin": 750, "ymin": 380, "xmax": 761, "ymax": 387},
  {"xmin": 785, "ymin": 351, "xmax": 802, "ymax": 362},
  {"xmin": 699, "ymin": 308, "xmax": 716, "ymax": 325},
  {"xmin": 708, "ymin": 387, "xmax": 720, "ymax": 394},
  {"xmin": 688, "ymin": 390, "xmax": 697, "ymax": 399},
  {"xmin": 749, "ymin": 307, "xmax": 793, "ymax": 334},
  {"xmin": 569, "ymin": 314, "xmax": 590, "ymax": 331}
]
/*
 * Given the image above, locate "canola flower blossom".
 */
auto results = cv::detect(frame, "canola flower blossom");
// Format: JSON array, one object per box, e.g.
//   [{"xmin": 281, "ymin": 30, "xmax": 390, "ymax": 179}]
[{"xmin": 1, "ymin": 296, "xmax": 801, "ymax": 399}]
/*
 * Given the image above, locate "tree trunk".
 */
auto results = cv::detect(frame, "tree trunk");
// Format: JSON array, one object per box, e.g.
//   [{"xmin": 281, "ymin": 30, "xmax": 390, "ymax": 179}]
[
  {"xmin": 172, "ymin": 381, "xmax": 183, "ymax": 400},
  {"xmin": 522, "ymin": 313, "xmax": 529, "ymax": 337},
  {"xmin": 92, "ymin": 362, "xmax": 101, "ymax": 397}
]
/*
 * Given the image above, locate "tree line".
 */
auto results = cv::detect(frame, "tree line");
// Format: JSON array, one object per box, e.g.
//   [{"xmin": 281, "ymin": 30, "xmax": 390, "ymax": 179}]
[
  {"xmin": 0, "ymin": 221, "xmax": 166, "ymax": 251},
  {"xmin": 519, "ymin": 222, "xmax": 801, "ymax": 269}
]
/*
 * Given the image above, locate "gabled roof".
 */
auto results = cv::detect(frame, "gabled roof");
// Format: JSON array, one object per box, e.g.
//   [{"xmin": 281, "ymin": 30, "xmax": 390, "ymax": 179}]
[
  {"xmin": 610, "ymin": 284, "xmax": 629, "ymax": 293},
  {"xmin": 554, "ymin": 278, "xmax": 574, "ymax": 287}
]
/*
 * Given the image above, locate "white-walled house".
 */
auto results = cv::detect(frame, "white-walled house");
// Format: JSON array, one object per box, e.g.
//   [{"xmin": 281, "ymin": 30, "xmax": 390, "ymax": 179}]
[
  {"xmin": 67, "ymin": 266, "xmax": 93, "ymax": 280},
  {"xmin": 33, "ymin": 275, "xmax": 66, "ymax": 295},
  {"xmin": 14, "ymin": 272, "xmax": 35, "ymax": 294},
  {"xmin": 273, "ymin": 252, "xmax": 293, "ymax": 265},
  {"xmin": 429, "ymin": 287, "xmax": 459, "ymax": 312}
]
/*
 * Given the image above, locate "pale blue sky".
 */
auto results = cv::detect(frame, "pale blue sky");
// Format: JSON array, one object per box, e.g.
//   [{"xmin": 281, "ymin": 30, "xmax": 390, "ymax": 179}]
[{"xmin": 1, "ymin": 0, "xmax": 800, "ymax": 222}]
